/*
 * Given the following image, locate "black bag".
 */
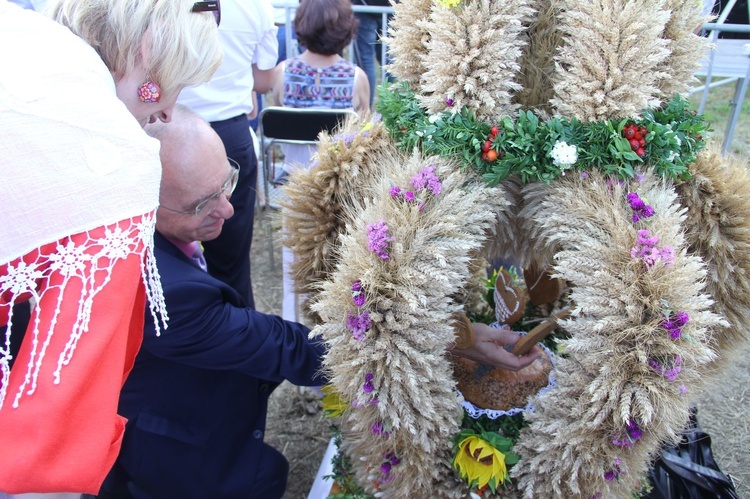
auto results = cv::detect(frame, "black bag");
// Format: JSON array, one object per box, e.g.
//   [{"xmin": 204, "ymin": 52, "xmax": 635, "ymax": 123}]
[{"xmin": 644, "ymin": 407, "xmax": 739, "ymax": 499}]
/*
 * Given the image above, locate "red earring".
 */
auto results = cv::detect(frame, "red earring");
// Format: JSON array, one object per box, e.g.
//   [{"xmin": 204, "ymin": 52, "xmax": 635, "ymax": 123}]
[{"xmin": 138, "ymin": 78, "xmax": 161, "ymax": 103}]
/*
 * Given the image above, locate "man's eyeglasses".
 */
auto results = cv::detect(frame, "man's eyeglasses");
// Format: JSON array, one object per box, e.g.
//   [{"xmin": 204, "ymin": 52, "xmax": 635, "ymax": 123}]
[
  {"xmin": 191, "ymin": 0, "xmax": 221, "ymax": 27},
  {"xmin": 161, "ymin": 158, "xmax": 239, "ymax": 217}
]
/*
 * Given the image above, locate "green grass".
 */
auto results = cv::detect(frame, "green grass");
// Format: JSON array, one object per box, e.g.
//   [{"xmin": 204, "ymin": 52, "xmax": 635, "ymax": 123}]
[{"xmin": 689, "ymin": 78, "xmax": 750, "ymax": 158}]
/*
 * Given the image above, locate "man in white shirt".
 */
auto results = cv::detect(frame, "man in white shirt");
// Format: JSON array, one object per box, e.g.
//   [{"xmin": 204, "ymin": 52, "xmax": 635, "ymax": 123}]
[{"xmin": 179, "ymin": 0, "xmax": 278, "ymax": 309}]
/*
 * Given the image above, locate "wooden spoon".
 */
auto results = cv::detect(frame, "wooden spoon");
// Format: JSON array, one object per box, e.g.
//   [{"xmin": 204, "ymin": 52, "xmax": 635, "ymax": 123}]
[{"xmin": 508, "ymin": 306, "xmax": 571, "ymax": 356}]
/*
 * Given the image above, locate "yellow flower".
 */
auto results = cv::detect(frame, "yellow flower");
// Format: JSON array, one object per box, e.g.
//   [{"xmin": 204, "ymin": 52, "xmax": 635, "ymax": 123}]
[
  {"xmin": 321, "ymin": 384, "xmax": 348, "ymax": 418},
  {"xmin": 361, "ymin": 122, "xmax": 374, "ymax": 133},
  {"xmin": 453, "ymin": 435, "xmax": 508, "ymax": 491},
  {"xmin": 437, "ymin": 0, "xmax": 462, "ymax": 7}
]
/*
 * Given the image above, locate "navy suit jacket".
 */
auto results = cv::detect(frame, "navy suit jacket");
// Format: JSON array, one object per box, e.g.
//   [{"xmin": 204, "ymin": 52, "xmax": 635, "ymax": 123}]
[{"xmin": 102, "ymin": 232, "xmax": 326, "ymax": 498}]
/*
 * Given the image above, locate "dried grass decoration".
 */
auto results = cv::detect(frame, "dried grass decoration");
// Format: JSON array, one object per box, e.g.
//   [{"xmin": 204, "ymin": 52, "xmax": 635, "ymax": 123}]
[
  {"xmin": 280, "ymin": 0, "xmax": 750, "ymax": 497},
  {"xmin": 312, "ymin": 152, "xmax": 506, "ymax": 496}
]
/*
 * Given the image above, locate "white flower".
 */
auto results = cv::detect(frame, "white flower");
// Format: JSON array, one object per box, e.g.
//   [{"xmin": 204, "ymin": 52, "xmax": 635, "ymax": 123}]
[
  {"xmin": 667, "ymin": 150, "xmax": 679, "ymax": 162},
  {"xmin": 428, "ymin": 113, "xmax": 441, "ymax": 124},
  {"xmin": 550, "ymin": 141, "xmax": 578, "ymax": 169}
]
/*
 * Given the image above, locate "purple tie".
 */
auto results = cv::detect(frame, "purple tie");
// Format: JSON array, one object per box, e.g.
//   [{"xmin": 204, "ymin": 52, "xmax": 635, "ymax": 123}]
[{"xmin": 190, "ymin": 242, "xmax": 208, "ymax": 272}]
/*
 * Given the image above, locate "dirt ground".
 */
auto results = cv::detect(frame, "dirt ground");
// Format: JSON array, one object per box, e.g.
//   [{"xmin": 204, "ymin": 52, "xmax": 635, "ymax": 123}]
[{"xmin": 251, "ymin": 208, "xmax": 750, "ymax": 499}]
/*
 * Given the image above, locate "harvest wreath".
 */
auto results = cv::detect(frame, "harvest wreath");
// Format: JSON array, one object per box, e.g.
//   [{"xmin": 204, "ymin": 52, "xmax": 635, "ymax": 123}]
[{"xmin": 278, "ymin": 0, "xmax": 750, "ymax": 497}]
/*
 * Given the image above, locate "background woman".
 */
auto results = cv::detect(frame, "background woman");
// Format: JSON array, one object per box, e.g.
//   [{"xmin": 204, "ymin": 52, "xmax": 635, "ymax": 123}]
[
  {"xmin": 270, "ymin": 0, "xmax": 369, "ymax": 179},
  {"xmin": 0, "ymin": 0, "xmax": 221, "ymax": 494}
]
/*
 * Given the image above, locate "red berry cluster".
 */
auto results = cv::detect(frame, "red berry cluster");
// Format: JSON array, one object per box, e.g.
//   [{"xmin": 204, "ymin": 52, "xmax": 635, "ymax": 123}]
[
  {"xmin": 622, "ymin": 123, "xmax": 648, "ymax": 158},
  {"xmin": 481, "ymin": 125, "xmax": 504, "ymax": 162}
]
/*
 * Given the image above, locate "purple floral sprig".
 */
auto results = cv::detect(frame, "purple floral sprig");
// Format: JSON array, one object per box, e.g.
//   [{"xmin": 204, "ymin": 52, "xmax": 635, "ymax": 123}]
[
  {"xmin": 332, "ymin": 132, "xmax": 357, "ymax": 146},
  {"xmin": 604, "ymin": 458, "xmax": 624, "ymax": 482},
  {"xmin": 627, "ymin": 192, "xmax": 655, "ymax": 223},
  {"xmin": 612, "ymin": 418, "xmax": 643, "ymax": 447},
  {"xmin": 379, "ymin": 451, "xmax": 401, "ymax": 483},
  {"xmin": 346, "ymin": 311, "xmax": 371, "ymax": 340},
  {"xmin": 650, "ymin": 355, "xmax": 682, "ymax": 381},
  {"xmin": 660, "ymin": 311, "xmax": 690, "ymax": 340},
  {"xmin": 367, "ymin": 220, "xmax": 393, "ymax": 260},
  {"xmin": 411, "ymin": 165, "xmax": 442, "ymax": 196},
  {"xmin": 388, "ymin": 165, "xmax": 443, "ymax": 211},
  {"xmin": 355, "ymin": 372, "xmax": 379, "ymax": 407},
  {"xmin": 388, "ymin": 186, "xmax": 418, "ymax": 204},
  {"xmin": 351, "ymin": 280, "xmax": 366, "ymax": 307},
  {"xmin": 631, "ymin": 229, "xmax": 675, "ymax": 267},
  {"xmin": 371, "ymin": 420, "xmax": 393, "ymax": 439}
]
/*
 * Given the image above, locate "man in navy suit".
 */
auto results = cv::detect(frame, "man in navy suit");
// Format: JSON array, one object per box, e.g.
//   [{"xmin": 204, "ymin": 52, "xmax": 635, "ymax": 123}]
[
  {"xmin": 99, "ymin": 106, "xmax": 540, "ymax": 498},
  {"xmin": 99, "ymin": 106, "xmax": 326, "ymax": 498}
]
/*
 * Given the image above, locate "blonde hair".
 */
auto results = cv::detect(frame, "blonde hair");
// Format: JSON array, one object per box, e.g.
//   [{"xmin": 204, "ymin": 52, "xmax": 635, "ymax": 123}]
[{"xmin": 45, "ymin": 0, "xmax": 222, "ymax": 96}]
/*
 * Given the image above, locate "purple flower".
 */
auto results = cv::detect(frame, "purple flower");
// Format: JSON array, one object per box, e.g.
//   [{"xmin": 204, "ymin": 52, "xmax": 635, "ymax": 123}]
[
  {"xmin": 410, "ymin": 165, "xmax": 442, "ymax": 196},
  {"xmin": 637, "ymin": 230, "xmax": 659, "ymax": 246},
  {"xmin": 353, "ymin": 293, "xmax": 366, "ymax": 307},
  {"xmin": 659, "ymin": 246, "xmax": 675, "ymax": 266},
  {"xmin": 346, "ymin": 311, "xmax": 371, "ymax": 340},
  {"xmin": 613, "ymin": 419, "xmax": 642, "ymax": 447},
  {"xmin": 445, "ymin": 98, "xmax": 454, "ymax": 106},
  {"xmin": 674, "ymin": 311, "xmax": 689, "ymax": 327},
  {"xmin": 363, "ymin": 378, "xmax": 374, "ymax": 393},
  {"xmin": 371, "ymin": 420, "xmax": 392, "ymax": 439},
  {"xmin": 627, "ymin": 192, "xmax": 646, "ymax": 210},
  {"xmin": 404, "ymin": 191, "xmax": 416, "ymax": 202},
  {"xmin": 627, "ymin": 192, "xmax": 655, "ymax": 223},
  {"xmin": 680, "ymin": 384, "xmax": 688, "ymax": 395},
  {"xmin": 367, "ymin": 220, "xmax": 393, "ymax": 260},
  {"xmin": 632, "ymin": 229, "xmax": 673, "ymax": 268},
  {"xmin": 636, "ymin": 173, "xmax": 645, "ymax": 183},
  {"xmin": 650, "ymin": 356, "xmax": 682, "ymax": 381},
  {"xmin": 626, "ymin": 419, "xmax": 643, "ymax": 441},
  {"xmin": 389, "ymin": 186, "xmax": 402, "ymax": 199},
  {"xmin": 581, "ymin": 172, "xmax": 590, "ymax": 179},
  {"xmin": 665, "ymin": 356, "xmax": 682, "ymax": 381},
  {"xmin": 333, "ymin": 132, "xmax": 357, "ymax": 146},
  {"xmin": 661, "ymin": 312, "xmax": 687, "ymax": 340},
  {"xmin": 380, "ymin": 451, "xmax": 399, "ymax": 478},
  {"xmin": 604, "ymin": 459, "xmax": 623, "ymax": 481},
  {"xmin": 351, "ymin": 280, "xmax": 366, "ymax": 307}
]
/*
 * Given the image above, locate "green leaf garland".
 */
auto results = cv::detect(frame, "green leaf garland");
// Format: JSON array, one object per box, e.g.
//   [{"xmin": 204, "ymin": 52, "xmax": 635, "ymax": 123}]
[{"xmin": 377, "ymin": 81, "xmax": 709, "ymax": 185}]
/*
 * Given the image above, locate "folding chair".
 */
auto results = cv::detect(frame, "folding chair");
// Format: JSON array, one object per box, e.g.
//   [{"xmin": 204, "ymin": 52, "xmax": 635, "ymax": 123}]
[
  {"xmin": 256, "ymin": 106, "xmax": 357, "ymax": 322},
  {"xmin": 258, "ymin": 106, "xmax": 357, "ymax": 207}
]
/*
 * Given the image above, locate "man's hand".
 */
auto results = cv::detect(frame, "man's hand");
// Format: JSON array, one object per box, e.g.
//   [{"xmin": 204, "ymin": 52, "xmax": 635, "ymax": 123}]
[{"xmin": 450, "ymin": 322, "xmax": 541, "ymax": 371}]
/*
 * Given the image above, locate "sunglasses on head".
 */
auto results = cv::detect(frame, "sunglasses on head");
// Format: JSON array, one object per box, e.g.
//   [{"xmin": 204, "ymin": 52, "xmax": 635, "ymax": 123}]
[{"xmin": 191, "ymin": 0, "xmax": 220, "ymax": 27}]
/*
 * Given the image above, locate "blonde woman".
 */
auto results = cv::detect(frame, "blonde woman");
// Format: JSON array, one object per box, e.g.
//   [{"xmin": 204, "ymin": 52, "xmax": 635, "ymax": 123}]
[{"xmin": 0, "ymin": 0, "xmax": 221, "ymax": 495}]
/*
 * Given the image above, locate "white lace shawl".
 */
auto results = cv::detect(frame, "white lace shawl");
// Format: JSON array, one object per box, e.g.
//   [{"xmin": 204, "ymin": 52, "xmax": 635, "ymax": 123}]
[{"xmin": 0, "ymin": 3, "xmax": 168, "ymax": 409}]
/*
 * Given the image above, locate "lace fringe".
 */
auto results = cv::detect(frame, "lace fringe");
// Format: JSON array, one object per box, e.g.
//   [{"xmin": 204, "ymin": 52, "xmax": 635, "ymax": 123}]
[{"xmin": 0, "ymin": 212, "xmax": 167, "ymax": 410}]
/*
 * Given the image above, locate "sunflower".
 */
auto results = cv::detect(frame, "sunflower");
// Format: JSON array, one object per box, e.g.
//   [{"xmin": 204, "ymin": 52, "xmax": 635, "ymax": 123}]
[
  {"xmin": 321, "ymin": 384, "xmax": 348, "ymax": 418},
  {"xmin": 452, "ymin": 429, "xmax": 519, "ymax": 492}
]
